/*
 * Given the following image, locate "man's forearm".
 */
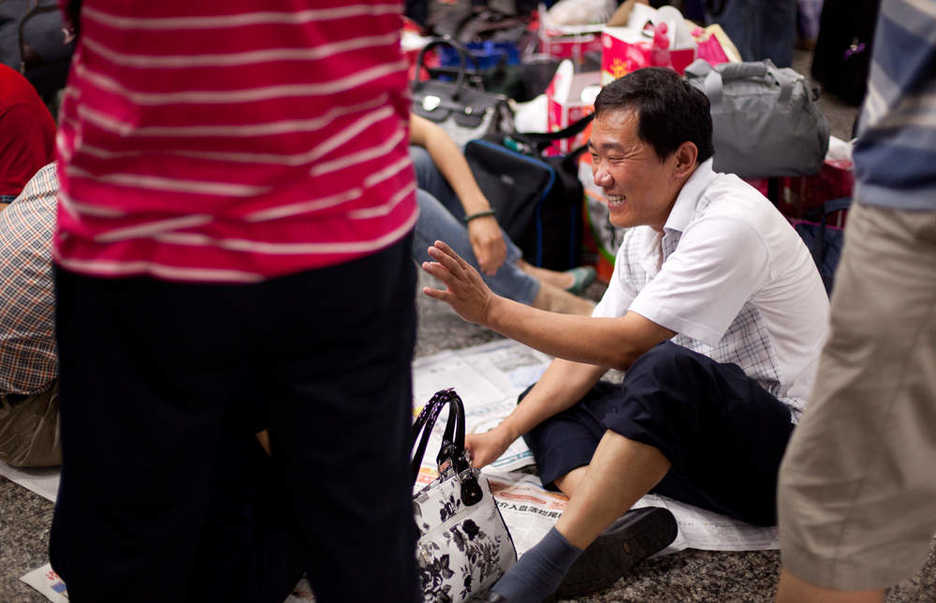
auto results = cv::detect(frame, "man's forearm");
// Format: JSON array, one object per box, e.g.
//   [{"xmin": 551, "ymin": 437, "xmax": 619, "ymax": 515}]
[{"xmin": 484, "ymin": 295, "xmax": 666, "ymax": 371}]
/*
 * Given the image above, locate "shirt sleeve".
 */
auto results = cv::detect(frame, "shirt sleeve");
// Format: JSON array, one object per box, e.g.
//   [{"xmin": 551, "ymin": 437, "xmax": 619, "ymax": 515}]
[{"xmin": 628, "ymin": 216, "xmax": 770, "ymax": 346}]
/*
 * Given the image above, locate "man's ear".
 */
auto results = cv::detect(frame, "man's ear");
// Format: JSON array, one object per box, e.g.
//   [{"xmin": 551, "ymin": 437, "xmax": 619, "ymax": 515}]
[{"xmin": 672, "ymin": 141, "xmax": 698, "ymax": 181}]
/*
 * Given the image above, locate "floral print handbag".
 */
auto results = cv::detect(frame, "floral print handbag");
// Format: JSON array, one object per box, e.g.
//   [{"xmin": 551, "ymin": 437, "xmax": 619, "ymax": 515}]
[{"xmin": 412, "ymin": 389, "xmax": 517, "ymax": 602}]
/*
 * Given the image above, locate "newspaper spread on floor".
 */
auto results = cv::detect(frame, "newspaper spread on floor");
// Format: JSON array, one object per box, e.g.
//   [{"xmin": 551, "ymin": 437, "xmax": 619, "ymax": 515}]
[
  {"xmin": 15, "ymin": 338, "xmax": 777, "ymax": 602},
  {"xmin": 19, "ymin": 565, "xmax": 68, "ymax": 603}
]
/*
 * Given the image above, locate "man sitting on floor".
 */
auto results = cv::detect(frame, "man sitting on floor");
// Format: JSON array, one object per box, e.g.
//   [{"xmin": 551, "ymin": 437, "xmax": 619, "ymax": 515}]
[
  {"xmin": 0, "ymin": 163, "xmax": 60, "ymax": 468},
  {"xmin": 421, "ymin": 67, "xmax": 830, "ymax": 602}
]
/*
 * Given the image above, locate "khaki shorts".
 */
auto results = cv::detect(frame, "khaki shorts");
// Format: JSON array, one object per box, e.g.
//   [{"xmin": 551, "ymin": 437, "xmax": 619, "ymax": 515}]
[
  {"xmin": 778, "ymin": 202, "xmax": 936, "ymax": 590},
  {"xmin": 0, "ymin": 381, "xmax": 61, "ymax": 468}
]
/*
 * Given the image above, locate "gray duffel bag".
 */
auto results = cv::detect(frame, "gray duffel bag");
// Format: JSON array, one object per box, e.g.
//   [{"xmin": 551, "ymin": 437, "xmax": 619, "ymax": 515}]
[{"xmin": 685, "ymin": 58, "xmax": 829, "ymax": 179}]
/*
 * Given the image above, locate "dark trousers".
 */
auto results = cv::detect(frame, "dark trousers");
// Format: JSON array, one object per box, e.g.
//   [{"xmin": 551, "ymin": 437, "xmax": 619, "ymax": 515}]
[
  {"xmin": 50, "ymin": 236, "xmax": 420, "ymax": 603},
  {"xmin": 711, "ymin": 0, "xmax": 796, "ymax": 67},
  {"xmin": 524, "ymin": 341, "xmax": 795, "ymax": 526}
]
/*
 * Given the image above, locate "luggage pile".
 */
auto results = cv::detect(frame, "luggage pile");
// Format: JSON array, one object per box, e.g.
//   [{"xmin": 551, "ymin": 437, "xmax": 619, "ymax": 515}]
[{"xmin": 404, "ymin": 0, "xmax": 850, "ymax": 280}]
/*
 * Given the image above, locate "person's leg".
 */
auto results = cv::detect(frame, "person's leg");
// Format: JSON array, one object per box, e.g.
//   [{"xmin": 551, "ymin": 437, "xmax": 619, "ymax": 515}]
[
  {"xmin": 50, "ymin": 270, "xmax": 299, "ymax": 603},
  {"xmin": 411, "ymin": 145, "xmax": 597, "ymax": 300},
  {"xmin": 493, "ymin": 384, "xmax": 606, "ymax": 603},
  {"xmin": 554, "ymin": 434, "xmax": 670, "ymax": 549},
  {"xmin": 516, "ymin": 258, "xmax": 574, "ymax": 290},
  {"xmin": 777, "ymin": 203, "xmax": 936, "ymax": 598},
  {"xmin": 494, "ymin": 381, "xmax": 675, "ymax": 602},
  {"xmin": 264, "ymin": 235, "xmax": 420, "ymax": 603},
  {"xmin": 605, "ymin": 342, "xmax": 795, "ymax": 527},
  {"xmin": 776, "ymin": 569, "xmax": 884, "ymax": 603},
  {"xmin": 517, "ymin": 260, "xmax": 597, "ymax": 295},
  {"xmin": 499, "ymin": 342, "xmax": 795, "ymax": 601},
  {"xmin": 711, "ymin": 0, "xmax": 760, "ymax": 62},
  {"xmin": 411, "ymin": 145, "xmax": 465, "ymax": 218},
  {"xmin": 0, "ymin": 382, "xmax": 60, "ymax": 467},
  {"xmin": 715, "ymin": 0, "xmax": 794, "ymax": 65},
  {"xmin": 760, "ymin": 0, "xmax": 796, "ymax": 66},
  {"xmin": 555, "ymin": 339, "xmax": 796, "ymax": 540},
  {"xmin": 414, "ymin": 189, "xmax": 540, "ymax": 305},
  {"xmin": 520, "ymin": 380, "xmax": 611, "ymax": 493}
]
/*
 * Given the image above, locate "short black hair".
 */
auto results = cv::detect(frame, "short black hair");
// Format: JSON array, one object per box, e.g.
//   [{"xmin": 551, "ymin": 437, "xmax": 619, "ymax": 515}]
[{"xmin": 594, "ymin": 67, "xmax": 714, "ymax": 164}]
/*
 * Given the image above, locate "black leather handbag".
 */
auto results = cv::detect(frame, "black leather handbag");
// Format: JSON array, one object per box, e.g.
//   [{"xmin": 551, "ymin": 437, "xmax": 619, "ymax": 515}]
[{"xmin": 411, "ymin": 38, "xmax": 514, "ymax": 149}]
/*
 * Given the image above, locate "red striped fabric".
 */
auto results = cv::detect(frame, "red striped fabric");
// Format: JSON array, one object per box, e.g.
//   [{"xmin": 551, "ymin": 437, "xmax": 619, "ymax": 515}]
[{"xmin": 55, "ymin": 1, "xmax": 417, "ymax": 282}]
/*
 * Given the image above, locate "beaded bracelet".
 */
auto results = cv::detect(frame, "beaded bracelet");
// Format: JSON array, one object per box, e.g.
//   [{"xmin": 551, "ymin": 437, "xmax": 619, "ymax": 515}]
[{"xmin": 463, "ymin": 210, "xmax": 496, "ymax": 223}]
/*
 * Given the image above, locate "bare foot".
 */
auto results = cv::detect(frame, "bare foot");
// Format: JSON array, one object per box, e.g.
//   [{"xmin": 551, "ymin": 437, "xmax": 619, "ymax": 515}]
[
  {"xmin": 517, "ymin": 259, "xmax": 575, "ymax": 290},
  {"xmin": 531, "ymin": 282, "xmax": 595, "ymax": 315}
]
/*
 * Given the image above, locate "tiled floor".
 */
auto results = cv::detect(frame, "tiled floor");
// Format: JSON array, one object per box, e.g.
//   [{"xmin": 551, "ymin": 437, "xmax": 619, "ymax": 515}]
[{"xmin": 4, "ymin": 50, "xmax": 934, "ymax": 602}]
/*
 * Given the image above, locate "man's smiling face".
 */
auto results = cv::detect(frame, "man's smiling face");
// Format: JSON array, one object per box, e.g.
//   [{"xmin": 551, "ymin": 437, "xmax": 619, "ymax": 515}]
[{"xmin": 588, "ymin": 108, "xmax": 682, "ymax": 232}]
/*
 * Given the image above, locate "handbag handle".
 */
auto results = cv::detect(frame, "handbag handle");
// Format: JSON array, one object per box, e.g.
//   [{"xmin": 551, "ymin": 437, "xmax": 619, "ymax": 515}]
[
  {"xmin": 411, "ymin": 388, "xmax": 467, "ymax": 478},
  {"xmin": 412, "ymin": 38, "xmax": 479, "ymax": 101},
  {"xmin": 411, "ymin": 389, "xmax": 483, "ymax": 505},
  {"xmin": 508, "ymin": 112, "xmax": 596, "ymax": 154}
]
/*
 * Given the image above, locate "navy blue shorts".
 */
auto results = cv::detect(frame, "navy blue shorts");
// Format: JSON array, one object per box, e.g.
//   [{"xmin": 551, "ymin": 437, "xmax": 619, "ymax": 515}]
[{"xmin": 523, "ymin": 341, "xmax": 795, "ymax": 527}]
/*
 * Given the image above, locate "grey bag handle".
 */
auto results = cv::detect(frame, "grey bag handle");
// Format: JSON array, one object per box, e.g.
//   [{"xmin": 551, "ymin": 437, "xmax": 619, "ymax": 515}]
[
  {"xmin": 700, "ymin": 60, "xmax": 796, "ymax": 108},
  {"xmin": 717, "ymin": 61, "xmax": 769, "ymax": 81},
  {"xmin": 683, "ymin": 58, "xmax": 713, "ymax": 79}
]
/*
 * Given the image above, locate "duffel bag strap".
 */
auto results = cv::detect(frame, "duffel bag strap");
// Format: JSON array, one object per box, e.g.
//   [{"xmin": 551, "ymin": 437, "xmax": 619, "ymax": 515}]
[{"xmin": 508, "ymin": 112, "xmax": 595, "ymax": 153}]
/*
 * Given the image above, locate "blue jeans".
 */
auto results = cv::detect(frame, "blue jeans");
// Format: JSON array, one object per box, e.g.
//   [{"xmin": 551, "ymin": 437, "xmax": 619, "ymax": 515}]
[
  {"xmin": 410, "ymin": 146, "xmax": 539, "ymax": 305},
  {"xmin": 711, "ymin": 0, "xmax": 796, "ymax": 67}
]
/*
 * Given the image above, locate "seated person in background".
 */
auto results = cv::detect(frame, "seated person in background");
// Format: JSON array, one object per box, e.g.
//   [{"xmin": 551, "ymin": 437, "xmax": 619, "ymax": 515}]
[
  {"xmin": 0, "ymin": 163, "xmax": 275, "ymax": 464},
  {"xmin": 0, "ymin": 65, "xmax": 56, "ymax": 203},
  {"xmin": 421, "ymin": 68, "xmax": 830, "ymax": 602},
  {"xmin": 410, "ymin": 113, "xmax": 596, "ymax": 316},
  {"xmin": 0, "ymin": 163, "xmax": 60, "ymax": 468}
]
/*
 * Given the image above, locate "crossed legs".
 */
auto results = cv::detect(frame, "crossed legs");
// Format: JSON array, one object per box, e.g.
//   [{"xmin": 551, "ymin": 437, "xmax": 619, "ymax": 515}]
[{"xmin": 553, "ymin": 433, "xmax": 670, "ymax": 549}]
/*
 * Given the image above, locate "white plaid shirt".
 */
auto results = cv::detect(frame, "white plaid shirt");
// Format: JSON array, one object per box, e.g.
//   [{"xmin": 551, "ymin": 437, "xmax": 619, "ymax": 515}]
[
  {"xmin": 0, "ymin": 163, "xmax": 58, "ymax": 395},
  {"xmin": 594, "ymin": 160, "xmax": 830, "ymax": 415}
]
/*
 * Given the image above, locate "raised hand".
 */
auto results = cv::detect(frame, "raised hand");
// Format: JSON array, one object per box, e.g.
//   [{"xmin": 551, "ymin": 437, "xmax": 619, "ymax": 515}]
[{"xmin": 422, "ymin": 240, "xmax": 498, "ymax": 325}]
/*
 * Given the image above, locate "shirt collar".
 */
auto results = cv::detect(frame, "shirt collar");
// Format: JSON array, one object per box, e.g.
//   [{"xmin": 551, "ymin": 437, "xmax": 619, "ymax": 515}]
[{"xmin": 662, "ymin": 158, "xmax": 717, "ymax": 235}]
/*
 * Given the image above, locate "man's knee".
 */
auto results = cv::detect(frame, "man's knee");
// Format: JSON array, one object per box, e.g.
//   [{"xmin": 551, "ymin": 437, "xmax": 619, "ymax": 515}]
[{"xmin": 627, "ymin": 341, "xmax": 704, "ymax": 387}]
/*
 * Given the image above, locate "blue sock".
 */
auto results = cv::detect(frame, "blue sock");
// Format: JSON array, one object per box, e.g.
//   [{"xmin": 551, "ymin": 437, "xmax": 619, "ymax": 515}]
[{"xmin": 490, "ymin": 527, "xmax": 582, "ymax": 603}]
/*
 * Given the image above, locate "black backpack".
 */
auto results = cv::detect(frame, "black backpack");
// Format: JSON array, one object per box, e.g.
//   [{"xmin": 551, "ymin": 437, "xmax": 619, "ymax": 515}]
[{"xmin": 464, "ymin": 114, "xmax": 594, "ymax": 270}]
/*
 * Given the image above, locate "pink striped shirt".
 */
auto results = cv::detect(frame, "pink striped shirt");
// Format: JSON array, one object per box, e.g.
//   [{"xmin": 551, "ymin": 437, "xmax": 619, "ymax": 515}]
[{"xmin": 54, "ymin": 1, "xmax": 418, "ymax": 282}]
